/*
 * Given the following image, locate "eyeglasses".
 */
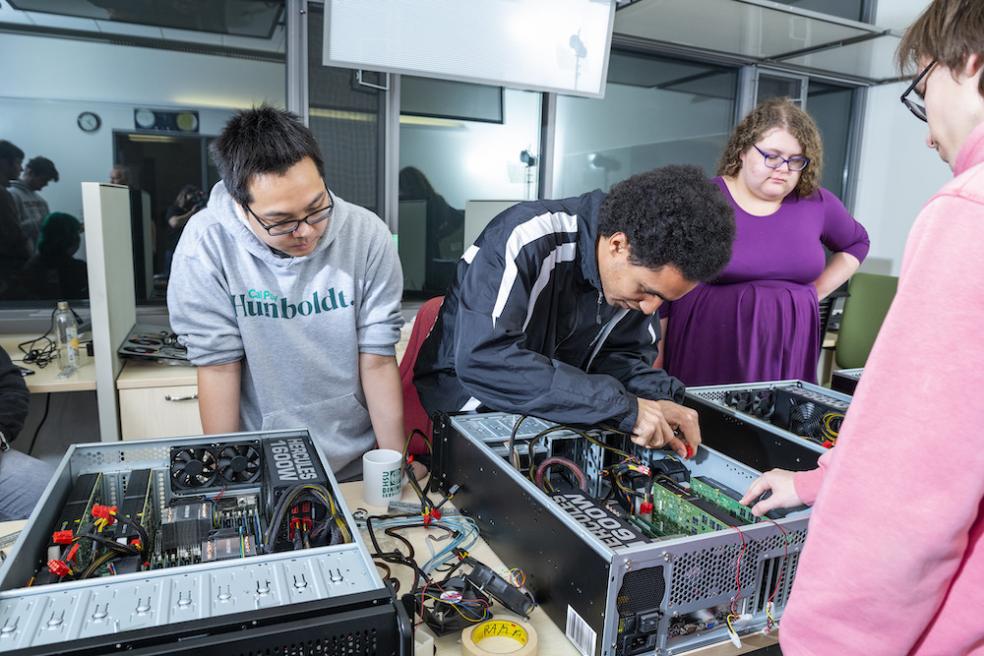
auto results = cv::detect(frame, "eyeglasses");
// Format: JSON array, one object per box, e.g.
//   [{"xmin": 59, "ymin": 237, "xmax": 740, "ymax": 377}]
[
  {"xmin": 900, "ymin": 59, "xmax": 936, "ymax": 122},
  {"xmin": 752, "ymin": 145, "xmax": 810, "ymax": 172},
  {"xmin": 244, "ymin": 186, "xmax": 334, "ymax": 237}
]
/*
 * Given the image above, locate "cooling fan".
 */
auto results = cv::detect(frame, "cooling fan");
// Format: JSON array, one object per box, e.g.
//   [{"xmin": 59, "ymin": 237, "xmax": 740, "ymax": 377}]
[
  {"xmin": 170, "ymin": 447, "xmax": 218, "ymax": 490},
  {"xmin": 216, "ymin": 442, "xmax": 262, "ymax": 485}
]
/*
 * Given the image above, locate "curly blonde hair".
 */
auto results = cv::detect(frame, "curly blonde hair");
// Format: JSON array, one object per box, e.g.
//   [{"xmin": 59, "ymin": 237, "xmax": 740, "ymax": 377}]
[{"xmin": 717, "ymin": 98, "xmax": 823, "ymax": 198}]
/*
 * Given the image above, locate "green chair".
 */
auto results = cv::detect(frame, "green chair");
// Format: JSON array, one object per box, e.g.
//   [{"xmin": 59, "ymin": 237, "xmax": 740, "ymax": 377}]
[{"xmin": 834, "ymin": 272, "xmax": 899, "ymax": 369}]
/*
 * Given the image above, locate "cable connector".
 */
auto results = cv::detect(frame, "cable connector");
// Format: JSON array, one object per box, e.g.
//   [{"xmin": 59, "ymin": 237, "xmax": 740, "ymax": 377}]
[
  {"xmin": 52, "ymin": 530, "xmax": 74, "ymax": 545},
  {"xmin": 91, "ymin": 504, "xmax": 118, "ymax": 524},
  {"xmin": 47, "ymin": 559, "xmax": 71, "ymax": 578},
  {"xmin": 638, "ymin": 501, "xmax": 654, "ymax": 519},
  {"xmin": 422, "ymin": 510, "xmax": 433, "ymax": 526},
  {"xmin": 64, "ymin": 543, "xmax": 80, "ymax": 563},
  {"xmin": 430, "ymin": 507, "xmax": 442, "ymax": 520}
]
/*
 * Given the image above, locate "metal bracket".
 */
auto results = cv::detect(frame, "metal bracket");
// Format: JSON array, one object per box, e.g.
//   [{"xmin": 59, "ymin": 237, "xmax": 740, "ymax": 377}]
[{"xmin": 356, "ymin": 69, "xmax": 389, "ymax": 91}]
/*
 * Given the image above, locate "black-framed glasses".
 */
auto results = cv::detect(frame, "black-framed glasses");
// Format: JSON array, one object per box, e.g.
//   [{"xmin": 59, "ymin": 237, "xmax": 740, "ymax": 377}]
[
  {"xmin": 752, "ymin": 145, "xmax": 810, "ymax": 172},
  {"xmin": 244, "ymin": 186, "xmax": 334, "ymax": 237},
  {"xmin": 901, "ymin": 59, "xmax": 936, "ymax": 122}
]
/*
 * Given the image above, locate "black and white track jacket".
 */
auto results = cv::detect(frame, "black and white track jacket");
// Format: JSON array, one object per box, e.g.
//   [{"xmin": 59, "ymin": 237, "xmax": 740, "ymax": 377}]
[{"xmin": 413, "ymin": 190, "xmax": 685, "ymax": 432}]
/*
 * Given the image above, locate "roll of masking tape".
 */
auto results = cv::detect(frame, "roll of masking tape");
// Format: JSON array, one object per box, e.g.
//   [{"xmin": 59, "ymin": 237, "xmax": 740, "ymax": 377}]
[{"xmin": 461, "ymin": 617, "xmax": 539, "ymax": 656}]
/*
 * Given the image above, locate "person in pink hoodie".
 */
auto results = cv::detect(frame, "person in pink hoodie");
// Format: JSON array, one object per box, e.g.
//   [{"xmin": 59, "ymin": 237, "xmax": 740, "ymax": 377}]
[{"xmin": 737, "ymin": 1, "xmax": 984, "ymax": 653}]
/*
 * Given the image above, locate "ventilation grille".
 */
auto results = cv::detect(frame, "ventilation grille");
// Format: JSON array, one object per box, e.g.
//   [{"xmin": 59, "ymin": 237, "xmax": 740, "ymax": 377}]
[
  {"xmin": 235, "ymin": 629, "xmax": 379, "ymax": 656},
  {"xmin": 616, "ymin": 566, "xmax": 666, "ymax": 615},
  {"xmin": 668, "ymin": 529, "xmax": 806, "ymax": 609},
  {"xmin": 689, "ymin": 383, "xmax": 847, "ymax": 411}
]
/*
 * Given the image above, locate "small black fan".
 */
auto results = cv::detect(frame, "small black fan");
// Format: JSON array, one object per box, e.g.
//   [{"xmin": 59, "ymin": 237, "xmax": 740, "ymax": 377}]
[
  {"xmin": 170, "ymin": 447, "xmax": 218, "ymax": 489},
  {"xmin": 216, "ymin": 443, "xmax": 261, "ymax": 485}
]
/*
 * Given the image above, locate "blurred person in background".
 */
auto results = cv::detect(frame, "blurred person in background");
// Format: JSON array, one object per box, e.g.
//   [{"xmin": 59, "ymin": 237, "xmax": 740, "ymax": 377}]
[{"xmin": 9, "ymin": 155, "xmax": 59, "ymax": 254}]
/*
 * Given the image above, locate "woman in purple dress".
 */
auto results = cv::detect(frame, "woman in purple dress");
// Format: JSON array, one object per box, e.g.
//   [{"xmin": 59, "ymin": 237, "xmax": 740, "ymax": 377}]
[{"xmin": 656, "ymin": 98, "xmax": 869, "ymax": 386}]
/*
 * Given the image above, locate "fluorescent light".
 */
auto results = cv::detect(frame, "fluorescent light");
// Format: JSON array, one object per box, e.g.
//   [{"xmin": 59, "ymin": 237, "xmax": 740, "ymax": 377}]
[
  {"xmin": 309, "ymin": 107, "xmax": 377, "ymax": 122},
  {"xmin": 399, "ymin": 115, "xmax": 464, "ymax": 128},
  {"xmin": 128, "ymin": 134, "xmax": 178, "ymax": 143}
]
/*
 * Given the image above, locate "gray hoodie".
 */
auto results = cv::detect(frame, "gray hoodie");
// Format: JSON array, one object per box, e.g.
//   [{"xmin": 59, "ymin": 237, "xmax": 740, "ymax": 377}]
[{"xmin": 167, "ymin": 182, "xmax": 403, "ymax": 478}]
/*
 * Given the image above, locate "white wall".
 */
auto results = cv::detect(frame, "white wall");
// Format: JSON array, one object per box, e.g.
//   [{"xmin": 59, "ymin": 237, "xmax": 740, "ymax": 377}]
[
  {"xmin": 851, "ymin": 0, "xmax": 947, "ymax": 275},
  {"xmin": 0, "ymin": 32, "xmax": 284, "ymax": 220}
]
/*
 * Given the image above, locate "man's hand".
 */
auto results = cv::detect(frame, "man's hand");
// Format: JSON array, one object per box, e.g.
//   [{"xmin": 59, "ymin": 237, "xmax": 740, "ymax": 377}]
[
  {"xmin": 631, "ymin": 399, "xmax": 701, "ymax": 458},
  {"xmin": 739, "ymin": 469, "xmax": 802, "ymax": 517}
]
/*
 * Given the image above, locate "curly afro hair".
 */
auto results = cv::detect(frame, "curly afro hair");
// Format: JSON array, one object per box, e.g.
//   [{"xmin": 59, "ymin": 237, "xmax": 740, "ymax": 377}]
[{"xmin": 598, "ymin": 165, "xmax": 735, "ymax": 282}]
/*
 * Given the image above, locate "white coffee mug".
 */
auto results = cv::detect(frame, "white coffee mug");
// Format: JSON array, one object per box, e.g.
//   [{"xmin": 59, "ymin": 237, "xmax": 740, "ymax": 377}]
[{"xmin": 362, "ymin": 448, "xmax": 404, "ymax": 506}]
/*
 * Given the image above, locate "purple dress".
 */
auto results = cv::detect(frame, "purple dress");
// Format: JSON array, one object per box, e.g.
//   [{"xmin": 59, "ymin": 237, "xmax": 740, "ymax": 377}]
[{"xmin": 661, "ymin": 177, "xmax": 869, "ymax": 386}]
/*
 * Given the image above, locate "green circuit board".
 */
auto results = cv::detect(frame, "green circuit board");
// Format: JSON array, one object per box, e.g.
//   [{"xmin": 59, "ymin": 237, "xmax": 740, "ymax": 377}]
[
  {"xmin": 690, "ymin": 476, "xmax": 759, "ymax": 525},
  {"xmin": 627, "ymin": 474, "xmax": 756, "ymax": 539}
]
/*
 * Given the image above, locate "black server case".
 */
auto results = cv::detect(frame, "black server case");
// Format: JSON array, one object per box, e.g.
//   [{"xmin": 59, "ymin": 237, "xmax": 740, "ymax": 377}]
[
  {"xmin": 430, "ymin": 413, "xmax": 612, "ymax": 653},
  {"xmin": 830, "ymin": 370, "xmax": 861, "ymax": 395},
  {"xmin": 682, "ymin": 397, "xmax": 822, "ymax": 473}
]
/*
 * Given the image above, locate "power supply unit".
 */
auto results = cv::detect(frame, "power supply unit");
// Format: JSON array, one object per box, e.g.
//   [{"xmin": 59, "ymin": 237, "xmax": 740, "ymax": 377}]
[
  {"xmin": 430, "ymin": 412, "xmax": 817, "ymax": 656},
  {"xmin": 0, "ymin": 430, "xmax": 411, "ymax": 655},
  {"xmin": 685, "ymin": 380, "xmax": 853, "ymax": 472}
]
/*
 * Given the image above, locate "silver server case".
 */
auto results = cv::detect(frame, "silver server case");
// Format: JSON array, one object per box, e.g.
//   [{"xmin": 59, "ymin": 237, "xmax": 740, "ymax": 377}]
[
  {"xmin": 0, "ymin": 430, "xmax": 411, "ymax": 655},
  {"xmin": 431, "ymin": 412, "xmax": 817, "ymax": 656}
]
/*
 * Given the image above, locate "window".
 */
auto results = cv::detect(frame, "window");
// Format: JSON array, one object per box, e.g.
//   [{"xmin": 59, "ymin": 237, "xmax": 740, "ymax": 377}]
[
  {"xmin": 307, "ymin": 6, "xmax": 385, "ymax": 216},
  {"xmin": 0, "ymin": 7, "xmax": 286, "ymax": 308},
  {"xmin": 755, "ymin": 71, "xmax": 807, "ymax": 106},
  {"xmin": 553, "ymin": 51, "xmax": 738, "ymax": 197},
  {"xmin": 806, "ymin": 81, "xmax": 856, "ymax": 200},
  {"xmin": 398, "ymin": 82, "xmax": 541, "ymax": 295}
]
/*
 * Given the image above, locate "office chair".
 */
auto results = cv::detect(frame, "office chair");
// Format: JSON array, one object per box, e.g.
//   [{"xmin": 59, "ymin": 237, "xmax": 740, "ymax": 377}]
[
  {"xmin": 834, "ymin": 272, "xmax": 898, "ymax": 369},
  {"xmin": 399, "ymin": 296, "xmax": 445, "ymax": 455}
]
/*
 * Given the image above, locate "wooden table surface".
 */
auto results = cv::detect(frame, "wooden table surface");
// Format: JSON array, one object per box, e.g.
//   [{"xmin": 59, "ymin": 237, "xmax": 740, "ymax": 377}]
[
  {"xmin": 337, "ymin": 482, "xmax": 779, "ymax": 655},
  {"xmin": 1, "ymin": 333, "xmax": 96, "ymax": 393}
]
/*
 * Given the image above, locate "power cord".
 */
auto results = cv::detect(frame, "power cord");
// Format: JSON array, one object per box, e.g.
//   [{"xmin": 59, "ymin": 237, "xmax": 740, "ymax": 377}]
[
  {"xmin": 17, "ymin": 306, "xmax": 65, "ymax": 369},
  {"xmin": 26, "ymin": 392, "xmax": 51, "ymax": 456}
]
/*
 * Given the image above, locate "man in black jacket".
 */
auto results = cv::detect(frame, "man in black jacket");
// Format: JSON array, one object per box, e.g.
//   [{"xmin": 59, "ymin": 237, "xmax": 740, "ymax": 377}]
[
  {"xmin": 0, "ymin": 345, "xmax": 54, "ymax": 520},
  {"xmin": 414, "ymin": 166, "xmax": 735, "ymax": 457}
]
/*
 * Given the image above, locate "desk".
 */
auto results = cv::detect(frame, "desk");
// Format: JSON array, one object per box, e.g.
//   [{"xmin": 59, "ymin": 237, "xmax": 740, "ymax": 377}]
[
  {"xmin": 116, "ymin": 360, "xmax": 201, "ymax": 439},
  {"xmin": 0, "ymin": 487, "xmax": 777, "ymax": 655},
  {"xmin": 116, "ymin": 359, "xmax": 196, "ymax": 389},
  {"xmin": 0, "ymin": 334, "xmax": 96, "ymax": 394},
  {"xmin": 338, "ymin": 483, "xmax": 779, "ymax": 655}
]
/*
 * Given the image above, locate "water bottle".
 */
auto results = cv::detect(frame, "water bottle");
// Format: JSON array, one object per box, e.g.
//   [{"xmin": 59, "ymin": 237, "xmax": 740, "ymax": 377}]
[{"xmin": 54, "ymin": 301, "xmax": 80, "ymax": 376}]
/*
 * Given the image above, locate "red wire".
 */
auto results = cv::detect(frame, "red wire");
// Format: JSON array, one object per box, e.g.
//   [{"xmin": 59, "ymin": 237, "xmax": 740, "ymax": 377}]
[
  {"xmin": 765, "ymin": 519, "xmax": 790, "ymax": 631},
  {"xmin": 730, "ymin": 524, "xmax": 748, "ymax": 617},
  {"xmin": 419, "ymin": 580, "xmax": 430, "ymax": 623}
]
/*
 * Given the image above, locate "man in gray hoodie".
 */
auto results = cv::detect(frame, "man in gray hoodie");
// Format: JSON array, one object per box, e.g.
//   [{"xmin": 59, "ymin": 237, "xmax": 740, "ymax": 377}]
[{"xmin": 167, "ymin": 106, "xmax": 405, "ymax": 480}]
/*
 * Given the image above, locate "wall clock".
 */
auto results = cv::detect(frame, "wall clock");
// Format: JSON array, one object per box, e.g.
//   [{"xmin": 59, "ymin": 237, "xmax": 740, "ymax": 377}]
[{"xmin": 77, "ymin": 111, "xmax": 101, "ymax": 133}]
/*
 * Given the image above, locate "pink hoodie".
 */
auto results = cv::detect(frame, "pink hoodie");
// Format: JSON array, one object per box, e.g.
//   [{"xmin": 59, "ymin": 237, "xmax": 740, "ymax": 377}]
[{"xmin": 780, "ymin": 122, "xmax": 984, "ymax": 655}]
